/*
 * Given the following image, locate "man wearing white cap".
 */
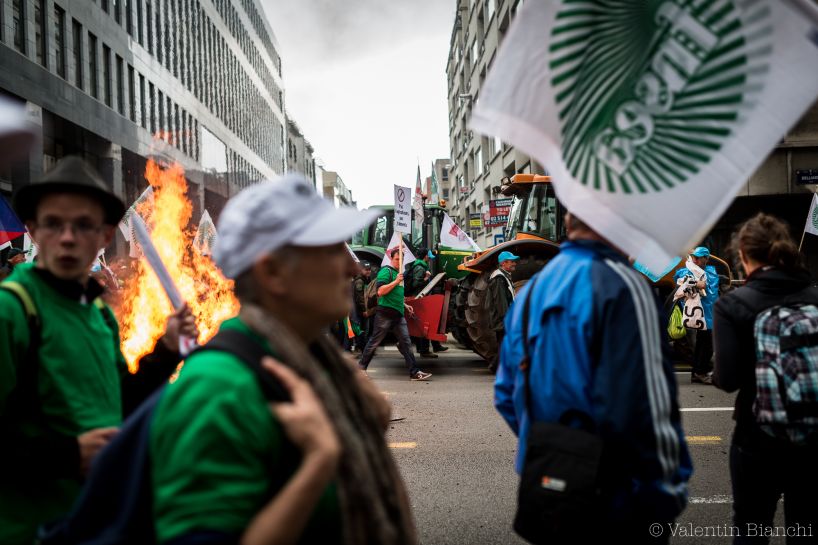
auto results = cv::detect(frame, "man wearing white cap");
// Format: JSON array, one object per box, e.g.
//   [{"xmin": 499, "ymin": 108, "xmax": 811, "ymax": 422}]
[{"xmin": 149, "ymin": 175, "xmax": 417, "ymax": 545}]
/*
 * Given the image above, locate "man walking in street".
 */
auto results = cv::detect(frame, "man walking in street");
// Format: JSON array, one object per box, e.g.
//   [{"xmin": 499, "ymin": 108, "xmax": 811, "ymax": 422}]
[
  {"xmin": 406, "ymin": 247, "xmax": 448, "ymax": 358},
  {"xmin": 359, "ymin": 247, "xmax": 432, "ymax": 380},
  {"xmin": 0, "ymin": 156, "xmax": 196, "ymax": 545},
  {"xmin": 673, "ymin": 246, "xmax": 719, "ymax": 384},
  {"xmin": 495, "ymin": 212, "xmax": 691, "ymax": 543},
  {"xmin": 486, "ymin": 250, "xmax": 518, "ymax": 371}
]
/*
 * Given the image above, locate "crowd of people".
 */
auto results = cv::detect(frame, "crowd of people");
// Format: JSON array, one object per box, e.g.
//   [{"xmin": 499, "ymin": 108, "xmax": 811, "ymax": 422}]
[{"xmin": 1, "ymin": 152, "xmax": 816, "ymax": 545}]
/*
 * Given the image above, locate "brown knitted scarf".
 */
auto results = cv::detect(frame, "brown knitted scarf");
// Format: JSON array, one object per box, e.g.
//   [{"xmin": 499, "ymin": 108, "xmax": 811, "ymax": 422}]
[{"xmin": 239, "ymin": 304, "xmax": 417, "ymax": 545}]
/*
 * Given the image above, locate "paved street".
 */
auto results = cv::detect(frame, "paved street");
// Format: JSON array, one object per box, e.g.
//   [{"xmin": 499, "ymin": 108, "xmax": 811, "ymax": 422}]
[{"xmin": 369, "ymin": 342, "xmax": 790, "ymax": 545}]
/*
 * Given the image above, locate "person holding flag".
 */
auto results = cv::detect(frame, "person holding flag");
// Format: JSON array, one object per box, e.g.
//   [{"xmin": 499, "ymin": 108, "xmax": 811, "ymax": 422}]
[{"xmin": 0, "ymin": 156, "xmax": 196, "ymax": 545}]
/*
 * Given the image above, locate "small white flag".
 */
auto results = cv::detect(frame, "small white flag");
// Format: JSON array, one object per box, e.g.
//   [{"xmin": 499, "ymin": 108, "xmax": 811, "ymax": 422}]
[
  {"xmin": 471, "ymin": 0, "xmax": 818, "ymax": 276},
  {"xmin": 119, "ymin": 186, "xmax": 154, "ymax": 242},
  {"xmin": 380, "ymin": 232, "xmax": 416, "ymax": 271},
  {"xmin": 805, "ymin": 193, "xmax": 818, "ymax": 237},
  {"xmin": 440, "ymin": 212, "xmax": 481, "ymax": 252},
  {"xmin": 23, "ymin": 233, "xmax": 37, "ymax": 263},
  {"xmin": 193, "ymin": 210, "xmax": 217, "ymax": 256}
]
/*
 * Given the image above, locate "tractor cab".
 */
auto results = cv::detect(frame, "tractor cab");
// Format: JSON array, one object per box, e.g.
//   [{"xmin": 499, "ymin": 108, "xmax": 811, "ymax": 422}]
[{"xmin": 502, "ymin": 174, "xmax": 566, "ymax": 243}]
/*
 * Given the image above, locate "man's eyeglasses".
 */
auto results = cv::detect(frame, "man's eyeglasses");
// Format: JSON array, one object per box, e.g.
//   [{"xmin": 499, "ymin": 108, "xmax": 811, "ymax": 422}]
[{"xmin": 35, "ymin": 219, "xmax": 104, "ymax": 238}]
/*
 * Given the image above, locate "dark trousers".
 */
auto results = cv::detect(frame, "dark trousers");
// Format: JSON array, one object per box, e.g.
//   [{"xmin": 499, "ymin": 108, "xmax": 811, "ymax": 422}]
[
  {"xmin": 359, "ymin": 311, "xmax": 420, "ymax": 377},
  {"xmin": 692, "ymin": 329, "xmax": 713, "ymax": 375},
  {"xmin": 730, "ymin": 436, "xmax": 818, "ymax": 544},
  {"xmin": 414, "ymin": 337, "xmax": 444, "ymax": 354}
]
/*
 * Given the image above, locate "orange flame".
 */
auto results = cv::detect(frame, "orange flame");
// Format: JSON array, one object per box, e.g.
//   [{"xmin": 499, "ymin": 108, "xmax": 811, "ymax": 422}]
[{"xmin": 119, "ymin": 160, "xmax": 239, "ymax": 372}]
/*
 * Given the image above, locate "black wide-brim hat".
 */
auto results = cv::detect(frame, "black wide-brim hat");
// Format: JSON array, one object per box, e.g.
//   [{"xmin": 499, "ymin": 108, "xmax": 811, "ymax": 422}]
[{"xmin": 14, "ymin": 155, "xmax": 126, "ymax": 225}]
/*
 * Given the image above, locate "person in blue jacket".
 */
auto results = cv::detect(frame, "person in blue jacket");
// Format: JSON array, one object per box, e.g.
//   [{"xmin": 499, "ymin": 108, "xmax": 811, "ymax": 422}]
[
  {"xmin": 673, "ymin": 246, "xmax": 720, "ymax": 384},
  {"xmin": 495, "ymin": 212, "xmax": 691, "ymax": 543}
]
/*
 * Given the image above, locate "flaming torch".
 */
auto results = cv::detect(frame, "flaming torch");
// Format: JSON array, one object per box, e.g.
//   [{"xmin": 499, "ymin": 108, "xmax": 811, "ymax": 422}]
[{"xmin": 119, "ymin": 160, "xmax": 239, "ymax": 372}]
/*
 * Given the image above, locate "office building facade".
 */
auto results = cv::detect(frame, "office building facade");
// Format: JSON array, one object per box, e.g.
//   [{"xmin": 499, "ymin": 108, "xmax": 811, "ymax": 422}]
[{"xmin": 0, "ymin": 0, "xmax": 287, "ymax": 233}]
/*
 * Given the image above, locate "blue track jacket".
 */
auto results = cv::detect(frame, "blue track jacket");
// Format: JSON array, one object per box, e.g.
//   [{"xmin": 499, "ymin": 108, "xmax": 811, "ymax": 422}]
[{"xmin": 495, "ymin": 240, "xmax": 692, "ymax": 521}]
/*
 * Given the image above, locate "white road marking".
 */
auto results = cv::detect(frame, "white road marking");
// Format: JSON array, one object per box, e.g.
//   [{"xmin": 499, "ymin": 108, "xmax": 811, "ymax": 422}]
[
  {"xmin": 680, "ymin": 407, "xmax": 733, "ymax": 412},
  {"xmin": 689, "ymin": 495, "xmax": 733, "ymax": 504}
]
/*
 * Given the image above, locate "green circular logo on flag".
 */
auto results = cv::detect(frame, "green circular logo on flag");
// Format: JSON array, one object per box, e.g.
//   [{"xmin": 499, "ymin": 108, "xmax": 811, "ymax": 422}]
[
  {"xmin": 813, "ymin": 205, "xmax": 818, "ymax": 230},
  {"xmin": 549, "ymin": 0, "xmax": 772, "ymax": 194}
]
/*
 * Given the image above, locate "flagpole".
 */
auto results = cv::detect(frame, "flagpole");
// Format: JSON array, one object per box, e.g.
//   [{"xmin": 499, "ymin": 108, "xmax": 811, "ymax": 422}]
[
  {"xmin": 398, "ymin": 236, "xmax": 404, "ymax": 285},
  {"xmin": 799, "ymin": 230, "xmax": 806, "ymax": 253}
]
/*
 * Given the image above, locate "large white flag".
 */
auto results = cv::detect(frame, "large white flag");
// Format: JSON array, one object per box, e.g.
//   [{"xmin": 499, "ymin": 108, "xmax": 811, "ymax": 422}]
[
  {"xmin": 471, "ymin": 0, "xmax": 818, "ymax": 276},
  {"xmin": 380, "ymin": 232, "xmax": 416, "ymax": 271},
  {"xmin": 441, "ymin": 212, "xmax": 481, "ymax": 252},
  {"xmin": 805, "ymin": 193, "xmax": 818, "ymax": 237}
]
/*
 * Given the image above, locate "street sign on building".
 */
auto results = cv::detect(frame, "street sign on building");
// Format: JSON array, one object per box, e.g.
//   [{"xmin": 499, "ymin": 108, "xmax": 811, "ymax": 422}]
[
  {"xmin": 795, "ymin": 169, "xmax": 818, "ymax": 186},
  {"xmin": 485, "ymin": 198, "xmax": 513, "ymax": 227},
  {"xmin": 469, "ymin": 213, "xmax": 483, "ymax": 229},
  {"xmin": 394, "ymin": 184, "xmax": 412, "ymax": 233}
]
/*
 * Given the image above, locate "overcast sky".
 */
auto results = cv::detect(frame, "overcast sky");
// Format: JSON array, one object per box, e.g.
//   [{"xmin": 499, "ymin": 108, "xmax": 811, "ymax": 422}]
[{"xmin": 260, "ymin": 1, "xmax": 456, "ymax": 208}]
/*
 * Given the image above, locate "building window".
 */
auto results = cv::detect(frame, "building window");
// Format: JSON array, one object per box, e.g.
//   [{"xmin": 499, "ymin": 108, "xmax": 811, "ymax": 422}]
[
  {"xmin": 145, "ymin": 1, "xmax": 152, "ymax": 53},
  {"xmin": 88, "ymin": 33, "xmax": 98, "ymax": 98},
  {"xmin": 113, "ymin": 0, "xmax": 121, "ymax": 24},
  {"xmin": 101, "ymin": 0, "xmax": 109, "ymax": 13},
  {"xmin": 126, "ymin": 0, "xmax": 133, "ymax": 35},
  {"xmin": 157, "ymin": 90, "xmax": 164, "ymax": 131},
  {"xmin": 54, "ymin": 5, "xmax": 66, "ymax": 78},
  {"xmin": 12, "ymin": 0, "xmax": 25, "ymax": 54},
  {"xmin": 72, "ymin": 20, "xmax": 83, "ymax": 89},
  {"xmin": 128, "ymin": 65, "xmax": 136, "ymax": 122},
  {"xmin": 116, "ymin": 55, "xmax": 124, "ymax": 114},
  {"xmin": 139, "ymin": 74, "xmax": 146, "ymax": 128},
  {"xmin": 103, "ymin": 45, "xmax": 112, "ymax": 107},
  {"xmin": 34, "ymin": 0, "xmax": 46, "ymax": 66},
  {"xmin": 136, "ymin": 0, "xmax": 143, "ymax": 44},
  {"xmin": 149, "ymin": 82, "xmax": 156, "ymax": 132}
]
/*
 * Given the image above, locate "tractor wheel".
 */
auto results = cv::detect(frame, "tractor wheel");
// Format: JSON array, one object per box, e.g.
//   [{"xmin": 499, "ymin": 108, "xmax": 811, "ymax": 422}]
[
  {"xmin": 463, "ymin": 255, "xmax": 552, "ymax": 362},
  {"xmin": 452, "ymin": 276, "xmax": 474, "ymax": 349}
]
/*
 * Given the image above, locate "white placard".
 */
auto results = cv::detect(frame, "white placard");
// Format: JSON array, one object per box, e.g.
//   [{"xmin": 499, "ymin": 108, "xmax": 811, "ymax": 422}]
[{"xmin": 394, "ymin": 184, "xmax": 412, "ymax": 234}]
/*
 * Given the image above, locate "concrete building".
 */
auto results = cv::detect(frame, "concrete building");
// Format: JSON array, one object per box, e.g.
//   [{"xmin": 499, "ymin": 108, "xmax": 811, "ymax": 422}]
[
  {"xmin": 430, "ymin": 157, "xmax": 450, "ymax": 203},
  {"xmin": 322, "ymin": 170, "xmax": 353, "ymax": 208},
  {"xmin": 0, "ymin": 0, "xmax": 287, "ymax": 241},
  {"xmin": 445, "ymin": 0, "xmax": 818, "ymax": 266},
  {"xmin": 445, "ymin": 0, "xmax": 540, "ymax": 248},
  {"xmin": 285, "ymin": 115, "xmax": 316, "ymax": 188}
]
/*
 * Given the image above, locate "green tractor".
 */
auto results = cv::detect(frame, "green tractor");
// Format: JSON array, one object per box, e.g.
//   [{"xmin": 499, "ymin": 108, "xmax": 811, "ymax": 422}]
[{"xmin": 349, "ymin": 203, "xmax": 471, "ymax": 279}]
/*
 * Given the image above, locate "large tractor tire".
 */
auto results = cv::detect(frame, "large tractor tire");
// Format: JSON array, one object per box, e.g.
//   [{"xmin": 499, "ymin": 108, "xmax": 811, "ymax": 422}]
[
  {"xmin": 463, "ymin": 255, "xmax": 551, "ymax": 363},
  {"xmin": 451, "ymin": 276, "xmax": 474, "ymax": 349}
]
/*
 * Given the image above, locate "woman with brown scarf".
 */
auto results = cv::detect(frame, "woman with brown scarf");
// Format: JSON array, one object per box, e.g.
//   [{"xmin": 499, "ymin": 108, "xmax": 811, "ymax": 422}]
[{"xmin": 149, "ymin": 176, "xmax": 417, "ymax": 545}]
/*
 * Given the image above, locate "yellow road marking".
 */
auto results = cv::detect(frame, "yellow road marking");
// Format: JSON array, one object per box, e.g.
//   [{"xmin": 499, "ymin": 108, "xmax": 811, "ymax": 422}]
[
  {"xmin": 389, "ymin": 442, "xmax": 417, "ymax": 449},
  {"xmin": 686, "ymin": 436, "xmax": 722, "ymax": 444}
]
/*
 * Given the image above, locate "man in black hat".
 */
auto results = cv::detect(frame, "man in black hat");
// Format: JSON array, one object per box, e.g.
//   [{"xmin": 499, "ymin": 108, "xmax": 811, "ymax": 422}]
[{"xmin": 0, "ymin": 155, "xmax": 196, "ymax": 545}]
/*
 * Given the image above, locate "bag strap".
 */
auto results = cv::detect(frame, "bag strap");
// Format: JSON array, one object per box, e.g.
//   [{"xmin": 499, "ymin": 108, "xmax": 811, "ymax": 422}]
[
  {"xmin": 192, "ymin": 328, "xmax": 291, "ymax": 402},
  {"xmin": 519, "ymin": 274, "xmax": 543, "ymax": 419},
  {"xmin": 1, "ymin": 282, "xmax": 42, "ymax": 418}
]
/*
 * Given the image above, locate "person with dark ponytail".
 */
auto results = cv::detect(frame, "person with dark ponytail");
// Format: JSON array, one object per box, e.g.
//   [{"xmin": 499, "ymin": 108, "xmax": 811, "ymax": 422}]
[{"xmin": 713, "ymin": 213, "xmax": 818, "ymax": 544}]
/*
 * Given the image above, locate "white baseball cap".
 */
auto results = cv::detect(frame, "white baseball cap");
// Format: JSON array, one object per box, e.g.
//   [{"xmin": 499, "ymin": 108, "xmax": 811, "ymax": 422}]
[{"xmin": 213, "ymin": 173, "xmax": 379, "ymax": 278}]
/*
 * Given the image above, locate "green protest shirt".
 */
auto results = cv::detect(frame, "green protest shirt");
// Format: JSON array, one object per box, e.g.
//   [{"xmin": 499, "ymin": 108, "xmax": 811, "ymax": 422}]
[
  {"xmin": 0, "ymin": 264, "xmax": 126, "ymax": 545},
  {"xmin": 150, "ymin": 317, "xmax": 342, "ymax": 544},
  {"xmin": 376, "ymin": 266, "xmax": 404, "ymax": 315}
]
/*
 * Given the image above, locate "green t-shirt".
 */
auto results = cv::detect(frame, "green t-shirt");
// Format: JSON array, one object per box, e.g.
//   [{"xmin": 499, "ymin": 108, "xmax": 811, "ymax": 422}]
[
  {"xmin": 150, "ymin": 317, "xmax": 342, "ymax": 544},
  {"xmin": 376, "ymin": 266, "xmax": 404, "ymax": 315},
  {"xmin": 0, "ymin": 264, "xmax": 126, "ymax": 545}
]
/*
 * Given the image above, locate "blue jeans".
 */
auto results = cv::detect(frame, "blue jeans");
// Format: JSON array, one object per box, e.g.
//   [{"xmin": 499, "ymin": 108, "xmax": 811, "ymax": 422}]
[{"xmin": 359, "ymin": 309, "xmax": 420, "ymax": 377}]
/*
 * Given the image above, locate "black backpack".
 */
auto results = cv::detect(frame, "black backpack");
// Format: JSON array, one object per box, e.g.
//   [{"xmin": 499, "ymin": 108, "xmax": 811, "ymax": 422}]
[{"xmin": 38, "ymin": 328, "xmax": 289, "ymax": 545}]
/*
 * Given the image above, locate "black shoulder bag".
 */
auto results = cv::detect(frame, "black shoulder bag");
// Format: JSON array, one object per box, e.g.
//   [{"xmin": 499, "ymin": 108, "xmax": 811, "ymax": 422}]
[{"xmin": 513, "ymin": 278, "xmax": 604, "ymax": 544}]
